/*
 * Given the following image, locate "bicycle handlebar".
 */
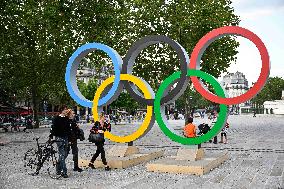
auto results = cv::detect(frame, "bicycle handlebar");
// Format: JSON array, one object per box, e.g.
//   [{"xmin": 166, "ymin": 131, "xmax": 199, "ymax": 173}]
[{"xmin": 46, "ymin": 139, "xmax": 62, "ymax": 144}]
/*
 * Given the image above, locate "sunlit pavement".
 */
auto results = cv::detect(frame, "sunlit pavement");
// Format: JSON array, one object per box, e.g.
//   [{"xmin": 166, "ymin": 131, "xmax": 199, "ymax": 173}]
[{"xmin": 0, "ymin": 115, "xmax": 284, "ymax": 188}]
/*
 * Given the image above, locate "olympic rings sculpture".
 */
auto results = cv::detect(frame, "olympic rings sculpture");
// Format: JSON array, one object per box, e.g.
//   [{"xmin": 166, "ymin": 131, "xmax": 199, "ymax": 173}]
[{"xmin": 65, "ymin": 26, "xmax": 270, "ymax": 145}]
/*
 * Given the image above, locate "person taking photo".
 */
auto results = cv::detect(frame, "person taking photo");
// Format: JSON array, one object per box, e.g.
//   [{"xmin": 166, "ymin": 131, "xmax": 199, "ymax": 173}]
[{"xmin": 49, "ymin": 107, "xmax": 70, "ymax": 178}]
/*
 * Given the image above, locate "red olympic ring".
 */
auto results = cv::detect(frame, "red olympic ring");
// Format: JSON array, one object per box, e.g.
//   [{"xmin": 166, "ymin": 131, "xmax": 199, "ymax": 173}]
[{"xmin": 189, "ymin": 26, "xmax": 270, "ymax": 105}]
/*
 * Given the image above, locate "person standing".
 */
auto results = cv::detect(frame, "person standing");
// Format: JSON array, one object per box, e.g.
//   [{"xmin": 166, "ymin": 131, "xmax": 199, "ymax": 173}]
[
  {"xmin": 86, "ymin": 114, "xmax": 90, "ymax": 123},
  {"xmin": 49, "ymin": 107, "xmax": 70, "ymax": 178},
  {"xmin": 67, "ymin": 109, "xmax": 83, "ymax": 172},
  {"xmin": 220, "ymin": 122, "xmax": 229, "ymax": 144},
  {"xmin": 113, "ymin": 114, "xmax": 117, "ymax": 125},
  {"xmin": 210, "ymin": 111, "xmax": 218, "ymax": 144},
  {"xmin": 88, "ymin": 121, "xmax": 111, "ymax": 171},
  {"xmin": 99, "ymin": 112, "xmax": 105, "ymax": 126}
]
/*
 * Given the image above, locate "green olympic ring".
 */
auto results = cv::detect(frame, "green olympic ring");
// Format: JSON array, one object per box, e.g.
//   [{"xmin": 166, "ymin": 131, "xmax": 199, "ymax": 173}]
[{"xmin": 154, "ymin": 69, "xmax": 228, "ymax": 145}]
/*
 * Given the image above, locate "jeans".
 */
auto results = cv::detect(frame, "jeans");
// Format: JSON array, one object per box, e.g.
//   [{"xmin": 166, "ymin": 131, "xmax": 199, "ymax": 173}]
[
  {"xmin": 91, "ymin": 143, "xmax": 107, "ymax": 165},
  {"xmin": 55, "ymin": 136, "xmax": 68, "ymax": 174}
]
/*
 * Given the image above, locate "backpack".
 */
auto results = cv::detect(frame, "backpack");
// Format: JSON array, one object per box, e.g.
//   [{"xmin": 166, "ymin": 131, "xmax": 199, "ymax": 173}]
[{"xmin": 77, "ymin": 128, "xmax": 85, "ymax": 141}]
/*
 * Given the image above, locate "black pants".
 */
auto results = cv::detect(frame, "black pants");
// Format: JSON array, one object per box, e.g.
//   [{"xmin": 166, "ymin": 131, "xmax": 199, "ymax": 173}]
[
  {"xmin": 91, "ymin": 143, "xmax": 107, "ymax": 165},
  {"xmin": 68, "ymin": 141, "xmax": 79, "ymax": 168},
  {"xmin": 209, "ymin": 136, "xmax": 218, "ymax": 143}
]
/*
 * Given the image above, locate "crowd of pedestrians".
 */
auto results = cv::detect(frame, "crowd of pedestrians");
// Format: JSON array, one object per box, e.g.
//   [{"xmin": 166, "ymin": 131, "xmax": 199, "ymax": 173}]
[
  {"xmin": 0, "ymin": 115, "xmax": 33, "ymax": 132},
  {"xmin": 85, "ymin": 112, "xmax": 146, "ymax": 125}
]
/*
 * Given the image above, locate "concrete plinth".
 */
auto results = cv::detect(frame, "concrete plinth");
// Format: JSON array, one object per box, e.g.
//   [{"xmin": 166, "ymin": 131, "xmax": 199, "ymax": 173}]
[
  {"xmin": 79, "ymin": 145, "xmax": 164, "ymax": 169},
  {"xmin": 176, "ymin": 148, "xmax": 205, "ymax": 161},
  {"xmin": 146, "ymin": 149, "xmax": 228, "ymax": 175}
]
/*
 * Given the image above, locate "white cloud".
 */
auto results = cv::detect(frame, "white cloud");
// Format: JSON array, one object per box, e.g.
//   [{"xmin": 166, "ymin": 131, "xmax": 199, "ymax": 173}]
[
  {"xmin": 237, "ymin": 6, "xmax": 284, "ymax": 20},
  {"xmin": 240, "ymin": 8, "xmax": 274, "ymax": 20},
  {"xmin": 221, "ymin": 0, "xmax": 284, "ymax": 85}
]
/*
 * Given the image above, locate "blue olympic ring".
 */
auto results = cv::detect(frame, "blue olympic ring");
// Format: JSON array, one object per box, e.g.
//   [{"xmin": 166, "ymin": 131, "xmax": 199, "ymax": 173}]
[{"xmin": 65, "ymin": 43, "xmax": 122, "ymax": 108}]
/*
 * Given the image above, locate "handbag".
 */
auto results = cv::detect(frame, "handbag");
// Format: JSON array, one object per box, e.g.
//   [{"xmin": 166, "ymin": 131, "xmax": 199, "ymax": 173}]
[{"xmin": 88, "ymin": 132, "xmax": 104, "ymax": 143}]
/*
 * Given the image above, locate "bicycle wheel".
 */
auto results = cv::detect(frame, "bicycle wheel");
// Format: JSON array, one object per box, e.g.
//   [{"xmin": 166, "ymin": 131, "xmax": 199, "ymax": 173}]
[
  {"xmin": 46, "ymin": 147, "xmax": 61, "ymax": 179},
  {"xmin": 23, "ymin": 148, "xmax": 40, "ymax": 175}
]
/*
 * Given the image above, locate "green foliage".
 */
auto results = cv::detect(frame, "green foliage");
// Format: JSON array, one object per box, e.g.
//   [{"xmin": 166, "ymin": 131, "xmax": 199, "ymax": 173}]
[
  {"xmin": 175, "ymin": 89, "xmax": 212, "ymax": 110},
  {"xmin": 251, "ymin": 77, "xmax": 284, "ymax": 105},
  {"xmin": 155, "ymin": 0, "xmax": 240, "ymax": 116},
  {"xmin": 110, "ymin": 92, "xmax": 141, "ymax": 114},
  {"xmin": 0, "ymin": 0, "xmax": 240, "ymax": 123},
  {"xmin": 77, "ymin": 78, "xmax": 98, "ymax": 102},
  {"xmin": 122, "ymin": 0, "xmax": 240, "ymax": 90}
]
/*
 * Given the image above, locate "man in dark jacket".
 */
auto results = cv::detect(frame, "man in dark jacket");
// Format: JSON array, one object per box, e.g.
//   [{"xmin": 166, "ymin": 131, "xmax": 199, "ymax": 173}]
[
  {"xmin": 49, "ymin": 107, "xmax": 70, "ymax": 178},
  {"xmin": 67, "ymin": 109, "xmax": 83, "ymax": 172}
]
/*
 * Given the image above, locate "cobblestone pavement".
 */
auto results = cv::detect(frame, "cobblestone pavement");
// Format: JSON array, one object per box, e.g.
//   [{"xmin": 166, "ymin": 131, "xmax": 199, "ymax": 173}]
[{"xmin": 0, "ymin": 115, "xmax": 284, "ymax": 189}]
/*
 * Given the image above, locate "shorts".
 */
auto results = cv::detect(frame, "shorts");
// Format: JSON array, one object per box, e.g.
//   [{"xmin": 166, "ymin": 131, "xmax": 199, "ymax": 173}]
[{"xmin": 221, "ymin": 132, "xmax": 227, "ymax": 137}]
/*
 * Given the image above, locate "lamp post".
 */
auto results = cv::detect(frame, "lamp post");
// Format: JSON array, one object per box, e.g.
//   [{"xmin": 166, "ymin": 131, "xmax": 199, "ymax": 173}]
[
  {"xmin": 43, "ymin": 101, "xmax": 47, "ymax": 120},
  {"xmin": 189, "ymin": 96, "xmax": 193, "ymax": 117},
  {"xmin": 12, "ymin": 94, "xmax": 16, "ymax": 115}
]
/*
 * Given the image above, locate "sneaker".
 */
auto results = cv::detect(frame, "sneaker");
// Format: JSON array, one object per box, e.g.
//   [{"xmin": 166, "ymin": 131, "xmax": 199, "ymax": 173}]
[
  {"xmin": 105, "ymin": 166, "xmax": 111, "ymax": 171},
  {"xmin": 56, "ymin": 171, "xmax": 61, "ymax": 175},
  {"xmin": 61, "ymin": 173, "xmax": 68, "ymax": 178},
  {"xmin": 73, "ymin": 167, "xmax": 83, "ymax": 172},
  {"xmin": 88, "ymin": 163, "xmax": 95, "ymax": 169}
]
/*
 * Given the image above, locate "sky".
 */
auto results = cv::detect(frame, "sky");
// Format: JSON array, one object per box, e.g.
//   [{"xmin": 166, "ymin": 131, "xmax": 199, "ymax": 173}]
[{"xmin": 219, "ymin": 0, "xmax": 284, "ymax": 86}]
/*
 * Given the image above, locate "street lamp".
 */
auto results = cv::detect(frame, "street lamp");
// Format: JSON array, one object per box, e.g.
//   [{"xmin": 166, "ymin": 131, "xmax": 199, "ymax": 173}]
[
  {"xmin": 189, "ymin": 96, "xmax": 193, "ymax": 117},
  {"xmin": 43, "ymin": 101, "xmax": 47, "ymax": 120},
  {"xmin": 12, "ymin": 94, "xmax": 16, "ymax": 114}
]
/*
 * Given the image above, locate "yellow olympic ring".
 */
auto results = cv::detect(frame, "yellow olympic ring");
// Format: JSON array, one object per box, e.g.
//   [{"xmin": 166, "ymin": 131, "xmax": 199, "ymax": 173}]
[{"xmin": 92, "ymin": 74, "xmax": 153, "ymax": 143}]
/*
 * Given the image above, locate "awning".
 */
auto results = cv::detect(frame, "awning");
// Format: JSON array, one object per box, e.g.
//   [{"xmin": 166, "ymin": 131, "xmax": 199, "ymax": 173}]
[{"xmin": 0, "ymin": 104, "xmax": 32, "ymax": 115}]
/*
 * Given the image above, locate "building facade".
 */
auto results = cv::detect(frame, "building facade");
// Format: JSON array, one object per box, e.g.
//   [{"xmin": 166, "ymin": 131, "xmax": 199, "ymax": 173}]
[
  {"xmin": 76, "ymin": 62, "xmax": 113, "ymax": 116},
  {"xmin": 221, "ymin": 71, "xmax": 250, "ymax": 114},
  {"xmin": 263, "ymin": 90, "xmax": 284, "ymax": 115}
]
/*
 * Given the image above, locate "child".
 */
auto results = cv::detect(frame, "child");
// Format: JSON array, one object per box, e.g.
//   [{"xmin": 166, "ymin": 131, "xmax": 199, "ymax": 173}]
[
  {"xmin": 184, "ymin": 117, "xmax": 196, "ymax": 138},
  {"xmin": 184, "ymin": 117, "xmax": 201, "ymax": 148}
]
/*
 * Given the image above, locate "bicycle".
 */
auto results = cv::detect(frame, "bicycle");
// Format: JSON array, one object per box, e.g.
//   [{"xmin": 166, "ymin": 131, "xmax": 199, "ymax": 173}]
[{"xmin": 23, "ymin": 137, "xmax": 61, "ymax": 179}]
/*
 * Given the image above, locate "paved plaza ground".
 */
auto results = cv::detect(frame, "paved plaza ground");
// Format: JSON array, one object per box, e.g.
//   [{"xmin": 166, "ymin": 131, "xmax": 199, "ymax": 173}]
[{"xmin": 0, "ymin": 115, "xmax": 284, "ymax": 189}]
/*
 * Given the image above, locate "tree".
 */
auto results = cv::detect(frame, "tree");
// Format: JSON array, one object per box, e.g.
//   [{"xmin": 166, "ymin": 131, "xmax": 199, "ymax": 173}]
[
  {"xmin": 77, "ymin": 79, "xmax": 98, "ymax": 102},
  {"xmin": 111, "ymin": 92, "xmax": 141, "ymax": 114},
  {"xmin": 0, "ymin": 0, "xmax": 130, "ymax": 127},
  {"xmin": 84, "ymin": 0, "xmax": 240, "ymax": 123},
  {"xmin": 251, "ymin": 77, "xmax": 284, "ymax": 105},
  {"xmin": 118, "ymin": 0, "xmax": 240, "ymax": 123},
  {"xmin": 175, "ymin": 88, "xmax": 213, "ymax": 112},
  {"xmin": 1, "ymin": 0, "xmax": 240, "ymax": 127},
  {"xmin": 167, "ymin": 0, "xmax": 239, "ymax": 122}
]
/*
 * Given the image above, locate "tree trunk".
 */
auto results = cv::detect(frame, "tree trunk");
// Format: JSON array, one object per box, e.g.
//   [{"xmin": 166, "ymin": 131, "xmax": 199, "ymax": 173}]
[{"xmin": 31, "ymin": 86, "xmax": 40, "ymax": 128}]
